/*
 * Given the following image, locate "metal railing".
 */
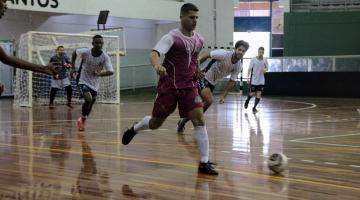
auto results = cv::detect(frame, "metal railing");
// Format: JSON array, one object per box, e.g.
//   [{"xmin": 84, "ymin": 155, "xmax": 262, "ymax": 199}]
[
  {"xmin": 241, "ymin": 55, "xmax": 360, "ymax": 75},
  {"xmin": 120, "ymin": 55, "xmax": 360, "ymax": 90},
  {"xmin": 291, "ymin": 0, "xmax": 360, "ymax": 12},
  {"xmin": 120, "ymin": 64, "xmax": 157, "ymax": 90}
]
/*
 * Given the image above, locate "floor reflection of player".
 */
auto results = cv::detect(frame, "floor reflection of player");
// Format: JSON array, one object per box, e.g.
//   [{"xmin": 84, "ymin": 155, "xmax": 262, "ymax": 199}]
[
  {"xmin": 121, "ymin": 184, "xmax": 152, "ymax": 199},
  {"xmin": 73, "ymin": 132, "xmax": 111, "ymax": 199},
  {"xmin": 245, "ymin": 113, "xmax": 264, "ymax": 173},
  {"xmin": 176, "ymin": 134, "xmax": 219, "ymax": 200}
]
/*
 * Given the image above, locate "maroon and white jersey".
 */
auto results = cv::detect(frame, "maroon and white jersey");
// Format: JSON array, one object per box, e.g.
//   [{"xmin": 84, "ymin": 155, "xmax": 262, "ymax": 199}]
[{"xmin": 153, "ymin": 29, "xmax": 204, "ymax": 92}]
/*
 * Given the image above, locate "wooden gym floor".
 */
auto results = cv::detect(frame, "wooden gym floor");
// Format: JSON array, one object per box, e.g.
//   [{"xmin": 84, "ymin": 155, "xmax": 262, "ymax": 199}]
[{"xmin": 0, "ymin": 95, "xmax": 359, "ymax": 200}]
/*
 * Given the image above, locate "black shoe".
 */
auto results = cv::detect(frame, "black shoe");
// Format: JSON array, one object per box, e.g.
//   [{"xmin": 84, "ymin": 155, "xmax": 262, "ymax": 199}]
[
  {"xmin": 198, "ymin": 162, "xmax": 219, "ymax": 175},
  {"xmin": 122, "ymin": 126, "xmax": 137, "ymax": 145},
  {"xmin": 244, "ymin": 100, "xmax": 249, "ymax": 109},
  {"xmin": 252, "ymin": 108, "xmax": 258, "ymax": 113},
  {"xmin": 177, "ymin": 119, "xmax": 185, "ymax": 133}
]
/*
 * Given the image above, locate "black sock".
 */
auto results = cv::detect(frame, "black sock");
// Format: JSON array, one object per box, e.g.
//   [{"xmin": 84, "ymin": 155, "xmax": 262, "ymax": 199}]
[
  {"xmin": 49, "ymin": 88, "xmax": 58, "ymax": 104},
  {"xmin": 65, "ymin": 86, "xmax": 73, "ymax": 104},
  {"xmin": 246, "ymin": 95, "xmax": 252, "ymax": 102},
  {"xmin": 254, "ymin": 98, "xmax": 260, "ymax": 108}
]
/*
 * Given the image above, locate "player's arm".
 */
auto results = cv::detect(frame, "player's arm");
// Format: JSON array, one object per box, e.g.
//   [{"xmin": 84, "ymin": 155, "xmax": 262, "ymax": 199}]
[
  {"xmin": 150, "ymin": 51, "xmax": 167, "ymax": 77},
  {"xmin": 199, "ymin": 51, "xmax": 211, "ymax": 64},
  {"xmin": 95, "ymin": 54, "xmax": 114, "ymax": 77},
  {"xmin": 203, "ymin": 49, "xmax": 225, "ymax": 73},
  {"xmin": 263, "ymin": 59, "xmax": 269, "ymax": 73},
  {"xmin": 219, "ymin": 79, "xmax": 236, "ymax": 104},
  {"xmin": 0, "ymin": 46, "xmax": 57, "ymax": 75},
  {"xmin": 247, "ymin": 59, "xmax": 254, "ymax": 81},
  {"xmin": 71, "ymin": 50, "xmax": 77, "ymax": 69},
  {"xmin": 219, "ymin": 69, "xmax": 239, "ymax": 104},
  {"xmin": 150, "ymin": 34, "xmax": 173, "ymax": 77}
]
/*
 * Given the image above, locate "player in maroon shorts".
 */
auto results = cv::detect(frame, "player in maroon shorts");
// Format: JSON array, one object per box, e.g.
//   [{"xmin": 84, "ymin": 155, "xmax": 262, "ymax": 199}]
[{"xmin": 122, "ymin": 3, "xmax": 218, "ymax": 175}]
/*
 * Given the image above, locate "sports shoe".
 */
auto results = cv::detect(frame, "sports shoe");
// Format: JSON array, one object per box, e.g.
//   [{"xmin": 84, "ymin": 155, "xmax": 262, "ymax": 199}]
[
  {"xmin": 77, "ymin": 117, "xmax": 86, "ymax": 131},
  {"xmin": 177, "ymin": 119, "xmax": 186, "ymax": 133},
  {"xmin": 198, "ymin": 161, "xmax": 219, "ymax": 175},
  {"xmin": 122, "ymin": 126, "xmax": 137, "ymax": 145},
  {"xmin": 252, "ymin": 108, "xmax": 258, "ymax": 113},
  {"xmin": 244, "ymin": 100, "xmax": 249, "ymax": 109}
]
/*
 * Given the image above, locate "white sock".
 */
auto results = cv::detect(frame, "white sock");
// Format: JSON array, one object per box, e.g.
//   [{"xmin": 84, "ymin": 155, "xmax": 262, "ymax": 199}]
[
  {"xmin": 134, "ymin": 116, "xmax": 151, "ymax": 132},
  {"xmin": 194, "ymin": 126, "xmax": 209, "ymax": 163}
]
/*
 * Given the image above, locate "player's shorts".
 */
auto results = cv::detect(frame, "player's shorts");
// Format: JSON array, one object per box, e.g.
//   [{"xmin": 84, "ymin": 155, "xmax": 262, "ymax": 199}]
[
  {"xmin": 79, "ymin": 84, "xmax": 97, "ymax": 98},
  {"xmin": 152, "ymin": 87, "xmax": 203, "ymax": 118},
  {"xmin": 250, "ymin": 85, "xmax": 265, "ymax": 93},
  {"xmin": 198, "ymin": 78, "xmax": 215, "ymax": 93},
  {"xmin": 51, "ymin": 78, "xmax": 71, "ymax": 89}
]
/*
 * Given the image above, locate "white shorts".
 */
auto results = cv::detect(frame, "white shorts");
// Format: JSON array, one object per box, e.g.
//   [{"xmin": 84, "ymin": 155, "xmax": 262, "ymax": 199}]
[{"xmin": 51, "ymin": 78, "xmax": 71, "ymax": 89}]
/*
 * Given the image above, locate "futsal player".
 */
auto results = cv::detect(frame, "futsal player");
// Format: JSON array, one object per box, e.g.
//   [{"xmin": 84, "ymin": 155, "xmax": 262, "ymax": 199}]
[
  {"xmin": 177, "ymin": 40, "xmax": 249, "ymax": 133},
  {"xmin": 122, "ymin": 3, "xmax": 218, "ymax": 175},
  {"xmin": 49, "ymin": 46, "xmax": 74, "ymax": 109},
  {"xmin": 71, "ymin": 35, "xmax": 114, "ymax": 131},
  {"xmin": 244, "ymin": 47, "xmax": 269, "ymax": 113}
]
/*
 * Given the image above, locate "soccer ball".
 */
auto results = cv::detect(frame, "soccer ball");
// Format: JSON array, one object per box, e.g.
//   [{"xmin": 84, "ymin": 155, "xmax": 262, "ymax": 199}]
[{"xmin": 268, "ymin": 153, "xmax": 288, "ymax": 174}]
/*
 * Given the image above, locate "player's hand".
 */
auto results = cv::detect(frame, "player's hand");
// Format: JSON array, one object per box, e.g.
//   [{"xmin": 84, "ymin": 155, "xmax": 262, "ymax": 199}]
[
  {"xmin": 46, "ymin": 63, "xmax": 61, "ymax": 76},
  {"xmin": 0, "ymin": 83, "xmax": 4, "ymax": 96},
  {"xmin": 64, "ymin": 63, "xmax": 72, "ymax": 69},
  {"xmin": 54, "ymin": 74, "xmax": 59, "ymax": 80},
  {"xmin": 219, "ymin": 96, "xmax": 225, "ymax": 104},
  {"xmin": 71, "ymin": 71, "xmax": 78, "ymax": 79},
  {"xmin": 194, "ymin": 69, "xmax": 205, "ymax": 80},
  {"xmin": 154, "ymin": 65, "xmax": 167, "ymax": 77}
]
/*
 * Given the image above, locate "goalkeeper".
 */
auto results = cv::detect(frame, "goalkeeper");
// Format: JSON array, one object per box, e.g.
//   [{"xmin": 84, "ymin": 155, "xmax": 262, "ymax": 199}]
[{"xmin": 49, "ymin": 46, "xmax": 74, "ymax": 109}]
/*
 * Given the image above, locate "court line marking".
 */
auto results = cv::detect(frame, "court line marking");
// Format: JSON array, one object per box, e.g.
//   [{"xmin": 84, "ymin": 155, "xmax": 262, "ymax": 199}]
[
  {"xmin": 324, "ymin": 162, "xmax": 338, "ymax": 166},
  {"xmin": 290, "ymin": 141, "xmax": 360, "ymax": 148},
  {"xmin": 290, "ymin": 133, "xmax": 360, "ymax": 141},
  {"xmin": 301, "ymin": 160, "xmax": 315, "ymax": 163}
]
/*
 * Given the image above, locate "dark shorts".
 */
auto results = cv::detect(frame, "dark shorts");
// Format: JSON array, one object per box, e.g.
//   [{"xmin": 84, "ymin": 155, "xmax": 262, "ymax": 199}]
[
  {"xmin": 152, "ymin": 87, "xmax": 203, "ymax": 118},
  {"xmin": 198, "ymin": 78, "xmax": 215, "ymax": 93},
  {"xmin": 79, "ymin": 84, "xmax": 97, "ymax": 98},
  {"xmin": 250, "ymin": 85, "xmax": 265, "ymax": 93}
]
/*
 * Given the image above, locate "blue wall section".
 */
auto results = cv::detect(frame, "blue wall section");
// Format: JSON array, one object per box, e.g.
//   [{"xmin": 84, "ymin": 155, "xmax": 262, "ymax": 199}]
[{"xmin": 234, "ymin": 17, "xmax": 271, "ymax": 32}]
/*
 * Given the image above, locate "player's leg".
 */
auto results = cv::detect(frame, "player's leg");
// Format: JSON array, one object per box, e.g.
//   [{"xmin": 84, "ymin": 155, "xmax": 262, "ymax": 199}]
[
  {"xmin": 77, "ymin": 85, "xmax": 97, "ymax": 131},
  {"xmin": 179, "ymin": 88, "xmax": 218, "ymax": 175},
  {"xmin": 245, "ymin": 85, "xmax": 256, "ymax": 109},
  {"xmin": 49, "ymin": 79, "xmax": 61, "ymax": 109},
  {"xmin": 63, "ymin": 78, "xmax": 73, "ymax": 108},
  {"xmin": 177, "ymin": 79, "xmax": 214, "ymax": 133},
  {"xmin": 122, "ymin": 91, "xmax": 177, "ymax": 145},
  {"xmin": 253, "ymin": 86, "xmax": 263, "ymax": 113}
]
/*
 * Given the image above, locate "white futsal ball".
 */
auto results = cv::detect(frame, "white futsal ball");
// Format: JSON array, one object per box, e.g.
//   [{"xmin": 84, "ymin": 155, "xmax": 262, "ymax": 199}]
[{"xmin": 268, "ymin": 153, "xmax": 288, "ymax": 174}]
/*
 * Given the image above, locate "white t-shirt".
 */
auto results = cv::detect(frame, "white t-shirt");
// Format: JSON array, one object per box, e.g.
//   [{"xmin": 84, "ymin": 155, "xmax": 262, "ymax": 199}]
[
  {"xmin": 76, "ymin": 48, "xmax": 113, "ymax": 92},
  {"xmin": 248, "ymin": 57, "xmax": 268, "ymax": 86},
  {"xmin": 205, "ymin": 49, "xmax": 242, "ymax": 85}
]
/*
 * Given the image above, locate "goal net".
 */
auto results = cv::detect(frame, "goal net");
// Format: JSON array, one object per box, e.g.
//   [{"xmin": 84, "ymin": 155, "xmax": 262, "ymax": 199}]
[{"xmin": 14, "ymin": 31, "xmax": 121, "ymax": 107}]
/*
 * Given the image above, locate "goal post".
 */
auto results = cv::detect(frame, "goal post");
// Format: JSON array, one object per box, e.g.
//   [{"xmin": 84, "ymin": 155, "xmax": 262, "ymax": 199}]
[{"xmin": 14, "ymin": 31, "xmax": 121, "ymax": 107}]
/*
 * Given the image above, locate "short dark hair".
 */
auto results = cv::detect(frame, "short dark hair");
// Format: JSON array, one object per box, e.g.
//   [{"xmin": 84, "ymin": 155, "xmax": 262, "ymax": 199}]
[
  {"xmin": 259, "ymin": 47, "xmax": 264, "ymax": 51},
  {"xmin": 57, "ymin": 46, "xmax": 64, "ymax": 50},
  {"xmin": 235, "ymin": 40, "xmax": 249, "ymax": 50},
  {"xmin": 180, "ymin": 3, "xmax": 199, "ymax": 15},
  {"xmin": 93, "ymin": 35, "xmax": 103, "ymax": 41}
]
